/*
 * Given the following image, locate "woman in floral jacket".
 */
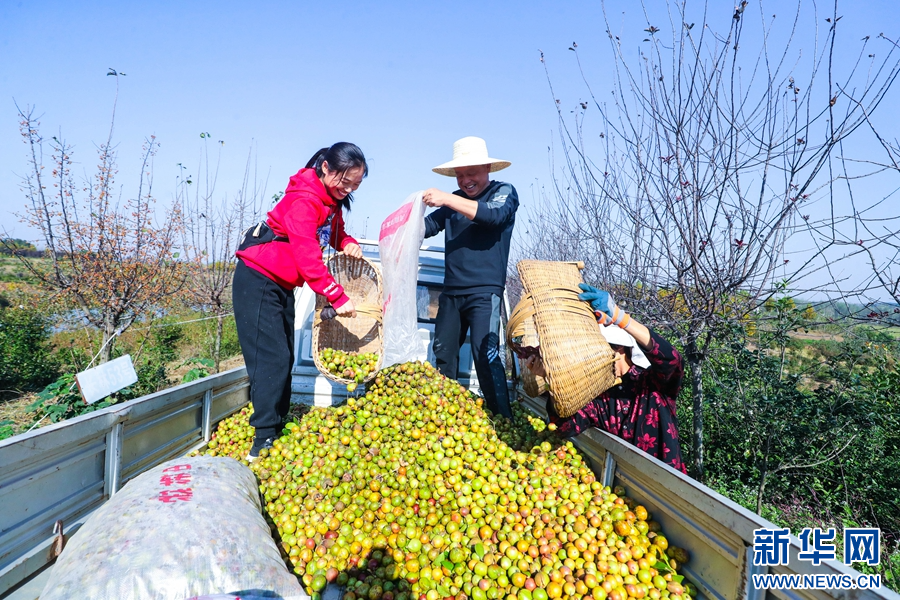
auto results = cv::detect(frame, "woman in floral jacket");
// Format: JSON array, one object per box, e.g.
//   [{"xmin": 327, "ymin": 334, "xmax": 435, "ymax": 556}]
[{"xmin": 524, "ymin": 284, "xmax": 688, "ymax": 475}]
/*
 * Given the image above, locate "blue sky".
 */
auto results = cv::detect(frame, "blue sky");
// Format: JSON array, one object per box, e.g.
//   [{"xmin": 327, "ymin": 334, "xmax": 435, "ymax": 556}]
[
  {"xmin": 1, "ymin": 0, "xmax": 898, "ymax": 300},
  {"xmin": 1, "ymin": 0, "xmax": 612, "ymax": 241}
]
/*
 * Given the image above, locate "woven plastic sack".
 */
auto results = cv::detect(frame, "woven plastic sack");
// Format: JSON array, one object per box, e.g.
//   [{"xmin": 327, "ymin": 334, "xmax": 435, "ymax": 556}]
[
  {"xmin": 379, "ymin": 192, "xmax": 426, "ymax": 367},
  {"xmin": 185, "ymin": 588, "xmax": 339, "ymax": 600},
  {"xmin": 186, "ymin": 596, "xmax": 311, "ymax": 600},
  {"xmin": 41, "ymin": 456, "xmax": 307, "ymax": 600}
]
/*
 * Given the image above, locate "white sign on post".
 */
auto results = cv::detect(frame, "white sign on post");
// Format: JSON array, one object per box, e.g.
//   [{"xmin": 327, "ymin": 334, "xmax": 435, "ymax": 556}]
[{"xmin": 75, "ymin": 354, "xmax": 139, "ymax": 405}]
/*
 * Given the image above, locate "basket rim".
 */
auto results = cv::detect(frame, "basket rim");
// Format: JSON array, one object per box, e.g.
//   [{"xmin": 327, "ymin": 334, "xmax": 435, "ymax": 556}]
[{"xmin": 324, "ymin": 252, "xmax": 384, "ymax": 293}]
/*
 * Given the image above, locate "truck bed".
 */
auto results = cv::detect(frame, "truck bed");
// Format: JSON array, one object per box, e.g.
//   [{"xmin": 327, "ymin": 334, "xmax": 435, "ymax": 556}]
[
  {"xmin": 517, "ymin": 391, "xmax": 899, "ymax": 600},
  {"xmin": 0, "ymin": 368, "xmax": 250, "ymax": 599},
  {"xmin": 2, "ymin": 367, "xmax": 896, "ymax": 599}
]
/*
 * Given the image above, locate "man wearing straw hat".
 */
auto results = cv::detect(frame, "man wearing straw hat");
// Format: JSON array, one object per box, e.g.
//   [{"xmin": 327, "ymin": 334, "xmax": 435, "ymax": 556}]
[{"xmin": 422, "ymin": 136, "xmax": 518, "ymax": 419}]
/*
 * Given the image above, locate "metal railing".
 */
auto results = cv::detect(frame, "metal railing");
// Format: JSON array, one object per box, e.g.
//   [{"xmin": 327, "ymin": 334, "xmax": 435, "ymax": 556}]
[{"xmin": 0, "ymin": 368, "xmax": 249, "ymax": 597}]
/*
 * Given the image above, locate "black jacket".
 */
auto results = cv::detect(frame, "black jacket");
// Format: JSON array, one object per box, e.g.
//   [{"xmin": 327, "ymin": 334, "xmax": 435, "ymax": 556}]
[{"xmin": 424, "ymin": 180, "xmax": 518, "ymax": 296}]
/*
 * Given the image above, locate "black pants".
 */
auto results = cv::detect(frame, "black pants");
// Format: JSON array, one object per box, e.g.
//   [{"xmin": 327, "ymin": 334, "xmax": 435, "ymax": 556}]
[
  {"xmin": 232, "ymin": 260, "xmax": 295, "ymax": 441},
  {"xmin": 433, "ymin": 292, "xmax": 512, "ymax": 419}
]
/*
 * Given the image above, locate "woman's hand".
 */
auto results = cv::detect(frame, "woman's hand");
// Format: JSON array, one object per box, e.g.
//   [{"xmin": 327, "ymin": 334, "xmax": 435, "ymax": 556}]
[
  {"xmin": 524, "ymin": 354, "xmax": 547, "ymax": 378},
  {"xmin": 343, "ymin": 243, "xmax": 363, "ymax": 259},
  {"xmin": 578, "ymin": 283, "xmax": 630, "ymax": 328},
  {"xmin": 336, "ymin": 298, "xmax": 357, "ymax": 318}
]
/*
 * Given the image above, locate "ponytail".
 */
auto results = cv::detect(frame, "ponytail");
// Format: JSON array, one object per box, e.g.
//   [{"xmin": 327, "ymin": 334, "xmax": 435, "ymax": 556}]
[{"xmin": 305, "ymin": 147, "xmax": 329, "ymax": 172}]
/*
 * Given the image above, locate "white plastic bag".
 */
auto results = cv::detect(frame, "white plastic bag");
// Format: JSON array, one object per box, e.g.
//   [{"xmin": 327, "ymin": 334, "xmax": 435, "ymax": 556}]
[
  {"xmin": 41, "ymin": 456, "xmax": 307, "ymax": 600},
  {"xmin": 379, "ymin": 192, "xmax": 426, "ymax": 367}
]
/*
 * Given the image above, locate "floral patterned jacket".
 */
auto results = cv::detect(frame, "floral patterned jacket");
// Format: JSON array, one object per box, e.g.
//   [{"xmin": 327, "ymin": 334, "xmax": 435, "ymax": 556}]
[{"xmin": 545, "ymin": 329, "xmax": 688, "ymax": 474}]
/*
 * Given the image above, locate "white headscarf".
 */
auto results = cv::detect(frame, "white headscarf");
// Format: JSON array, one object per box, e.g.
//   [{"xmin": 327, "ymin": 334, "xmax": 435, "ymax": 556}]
[{"xmin": 599, "ymin": 325, "xmax": 650, "ymax": 369}]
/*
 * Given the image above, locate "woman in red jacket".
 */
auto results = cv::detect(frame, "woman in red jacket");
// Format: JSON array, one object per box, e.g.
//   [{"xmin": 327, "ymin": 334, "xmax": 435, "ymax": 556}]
[{"xmin": 233, "ymin": 142, "xmax": 368, "ymax": 459}]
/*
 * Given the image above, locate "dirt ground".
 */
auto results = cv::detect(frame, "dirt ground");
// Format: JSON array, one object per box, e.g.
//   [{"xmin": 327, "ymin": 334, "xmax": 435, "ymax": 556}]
[
  {"xmin": 0, "ymin": 394, "xmax": 41, "ymax": 432},
  {"xmin": 788, "ymin": 330, "xmax": 845, "ymax": 342}
]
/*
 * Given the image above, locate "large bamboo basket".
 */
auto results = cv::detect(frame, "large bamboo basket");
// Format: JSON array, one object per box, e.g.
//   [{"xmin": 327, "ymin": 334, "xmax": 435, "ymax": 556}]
[
  {"xmin": 312, "ymin": 253, "xmax": 384, "ymax": 385},
  {"xmin": 507, "ymin": 292, "xmax": 547, "ymax": 398},
  {"xmin": 509, "ymin": 260, "xmax": 618, "ymax": 418}
]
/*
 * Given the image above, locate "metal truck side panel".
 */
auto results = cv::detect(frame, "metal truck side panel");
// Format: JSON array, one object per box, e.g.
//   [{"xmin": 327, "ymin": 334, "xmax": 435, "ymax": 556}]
[
  {"xmin": 518, "ymin": 391, "xmax": 899, "ymax": 600},
  {"xmin": 0, "ymin": 368, "xmax": 249, "ymax": 597},
  {"xmin": 119, "ymin": 397, "xmax": 204, "ymax": 484}
]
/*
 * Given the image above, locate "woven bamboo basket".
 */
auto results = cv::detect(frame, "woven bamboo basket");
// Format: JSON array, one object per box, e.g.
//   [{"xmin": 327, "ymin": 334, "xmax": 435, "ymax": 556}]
[
  {"xmin": 510, "ymin": 260, "xmax": 618, "ymax": 418},
  {"xmin": 506, "ymin": 292, "xmax": 547, "ymax": 398},
  {"xmin": 312, "ymin": 253, "xmax": 384, "ymax": 385}
]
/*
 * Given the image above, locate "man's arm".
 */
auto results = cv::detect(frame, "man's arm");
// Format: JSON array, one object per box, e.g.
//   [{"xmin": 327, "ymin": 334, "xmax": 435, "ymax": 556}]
[
  {"xmin": 424, "ymin": 206, "xmax": 451, "ymax": 238},
  {"xmin": 471, "ymin": 183, "xmax": 517, "ymax": 227},
  {"xmin": 423, "ymin": 188, "xmax": 478, "ymax": 220}
]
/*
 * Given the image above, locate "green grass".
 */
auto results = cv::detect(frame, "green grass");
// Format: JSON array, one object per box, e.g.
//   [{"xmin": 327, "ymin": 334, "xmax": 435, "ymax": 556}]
[
  {"xmin": 0, "ymin": 256, "xmax": 43, "ymax": 284},
  {"xmin": 879, "ymin": 326, "xmax": 900, "ymax": 339}
]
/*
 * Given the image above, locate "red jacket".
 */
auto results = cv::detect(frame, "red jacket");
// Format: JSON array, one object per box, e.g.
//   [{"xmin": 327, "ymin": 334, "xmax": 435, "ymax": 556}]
[{"xmin": 236, "ymin": 168, "xmax": 357, "ymax": 308}]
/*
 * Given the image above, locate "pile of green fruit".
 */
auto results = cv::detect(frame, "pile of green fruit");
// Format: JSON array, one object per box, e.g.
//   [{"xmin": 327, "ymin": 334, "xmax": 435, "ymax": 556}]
[
  {"xmin": 199, "ymin": 361, "xmax": 694, "ymax": 600},
  {"xmin": 199, "ymin": 405, "xmax": 254, "ymax": 459},
  {"xmin": 320, "ymin": 348, "xmax": 380, "ymax": 385},
  {"xmin": 192, "ymin": 403, "xmax": 310, "ymax": 462}
]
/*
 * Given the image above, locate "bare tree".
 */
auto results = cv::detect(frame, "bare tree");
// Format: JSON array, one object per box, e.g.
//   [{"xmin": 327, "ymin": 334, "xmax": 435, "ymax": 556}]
[
  {"xmin": 856, "ymin": 226, "xmax": 900, "ymax": 321},
  {"xmin": 522, "ymin": 0, "xmax": 900, "ymax": 479},
  {"xmin": 837, "ymin": 132, "xmax": 900, "ymax": 318},
  {"xmin": 11, "ymin": 76, "xmax": 185, "ymax": 364},
  {"xmin": 178, "ymin": 137, "xmax": 268, "ymax": 372}
]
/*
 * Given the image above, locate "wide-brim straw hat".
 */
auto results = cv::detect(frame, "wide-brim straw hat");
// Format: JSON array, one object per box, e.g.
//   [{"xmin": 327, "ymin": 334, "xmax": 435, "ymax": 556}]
[{"xmin": 432, "ymin": 136, "xmax": 511, "ymax": 177}]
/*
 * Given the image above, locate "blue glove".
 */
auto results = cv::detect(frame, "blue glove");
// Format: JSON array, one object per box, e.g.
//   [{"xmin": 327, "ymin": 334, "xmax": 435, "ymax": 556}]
[
  {"xmin": 578, "ymin": 283, "xmax": 614, "ymax": 314},
  {"xmin": 578, "ymin": 283, "xmax": 630, "ymax": 327}
]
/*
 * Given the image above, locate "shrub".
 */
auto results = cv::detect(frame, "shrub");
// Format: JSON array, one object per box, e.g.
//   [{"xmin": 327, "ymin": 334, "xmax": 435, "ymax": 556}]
[
  {"xmin": 27, "ymin": 373, "xmax": 114, "ymax": 423},
  {"xmin": 146, "ymin": 323, "xmax": 184, "ymax": 365},
  {"xmin": 181, "ymin": 357, "xmax": 215, "ymax": 383},
  {"xmin": 0, "ymin": 302, "xmax": 60, "ymax": 396}
]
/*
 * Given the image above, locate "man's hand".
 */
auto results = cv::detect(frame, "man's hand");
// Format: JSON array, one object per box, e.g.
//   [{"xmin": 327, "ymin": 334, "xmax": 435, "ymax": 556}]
[
  {"xmin": 422, "ymin": 188, "xmax": 479, "ymax": 220},
  {"xmin": 343, "ymin": 243, "xmax": 363, "ymax": 259},
  {"xmin": 422, "ymin": 188, "xmax": 455, "ymax": 208},
  {"xmin": 336, "ymin": 298, "xmax": 356, "ymax": 318}
]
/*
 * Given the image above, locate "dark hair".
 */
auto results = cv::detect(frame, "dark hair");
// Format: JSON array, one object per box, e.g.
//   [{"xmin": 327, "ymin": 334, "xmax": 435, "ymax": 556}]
[
  {"xmin": 609, "ymin": 343, "xmax": 631, "ymax": 357},
  {"xmin": 305, "ymin": 142, "xmax": 368, "ymax": 210}
]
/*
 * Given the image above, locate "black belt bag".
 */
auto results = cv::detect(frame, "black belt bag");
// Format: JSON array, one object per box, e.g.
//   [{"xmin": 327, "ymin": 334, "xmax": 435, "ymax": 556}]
[{"xmin": 237, "ymin": 221, "xmax": 288, "ymax": 251}]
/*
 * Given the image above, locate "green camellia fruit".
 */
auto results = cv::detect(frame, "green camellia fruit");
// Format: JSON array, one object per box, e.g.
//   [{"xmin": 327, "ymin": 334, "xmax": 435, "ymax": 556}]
[{"xmin": 196, "ymin": 360, "xmax": 691, "ymax": 600}]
